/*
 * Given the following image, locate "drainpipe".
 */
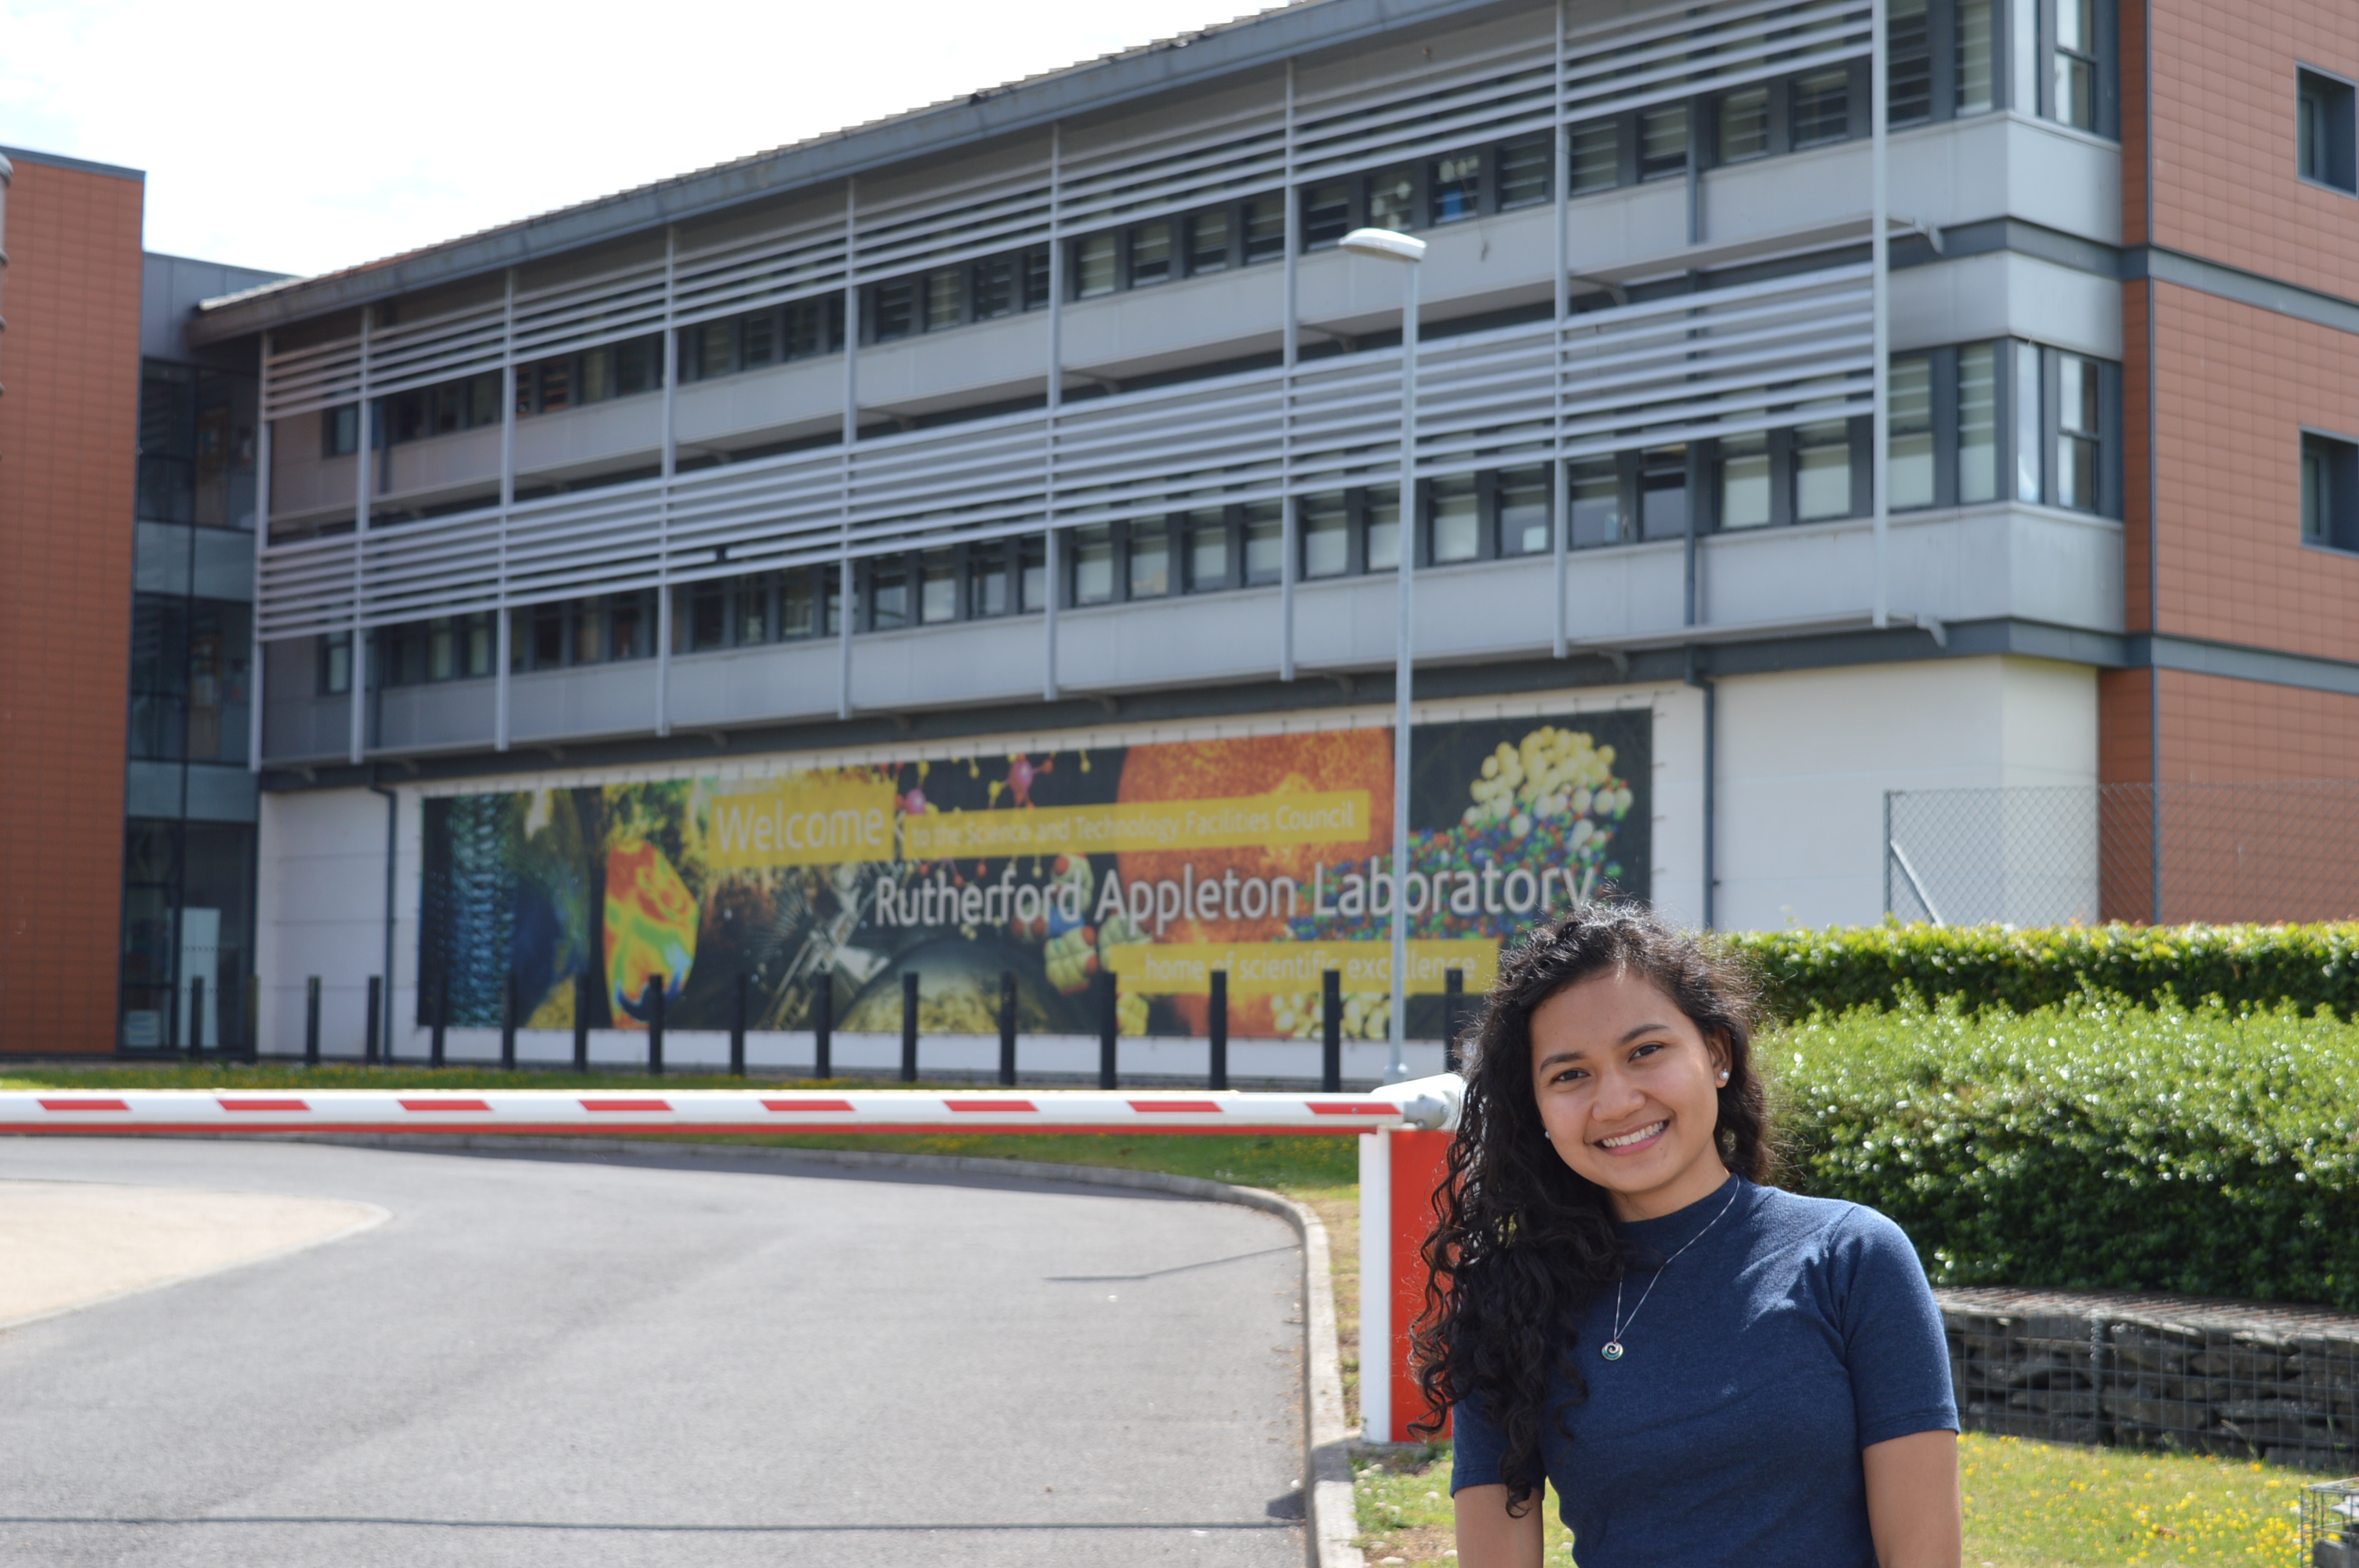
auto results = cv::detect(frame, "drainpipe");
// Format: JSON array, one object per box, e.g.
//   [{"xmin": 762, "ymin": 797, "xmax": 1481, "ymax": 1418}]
[
  {"xmin": 1686, "ymin": 648, "xmax": 1715, "ymax": 931},
  {"xmin": 367, "ymin": 768, "xmax": 398, "ymax": 1058}
]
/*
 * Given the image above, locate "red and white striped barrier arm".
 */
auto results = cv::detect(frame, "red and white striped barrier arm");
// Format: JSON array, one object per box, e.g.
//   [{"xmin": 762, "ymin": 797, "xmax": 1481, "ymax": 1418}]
[{"xmin": 0, "ymin": 1086, "xmax": 1455, "ymax": 1138}]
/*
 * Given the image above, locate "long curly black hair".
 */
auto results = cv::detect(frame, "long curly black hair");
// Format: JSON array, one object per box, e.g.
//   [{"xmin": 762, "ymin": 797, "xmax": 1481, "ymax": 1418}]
[{"xmin": 1407, "ymin": 902, "xmax": 1771, "ymax": 1513}]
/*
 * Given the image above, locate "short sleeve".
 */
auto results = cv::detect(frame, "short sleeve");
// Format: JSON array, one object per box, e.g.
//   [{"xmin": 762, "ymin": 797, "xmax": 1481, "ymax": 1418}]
[
  {"xmin": 1834, "ymin": 1207, "xmax": 1960, "ymax": 1449},
  {"xmin": 1448, "ymin": 1385, "xmax": 1507, "ymax": 1494}
]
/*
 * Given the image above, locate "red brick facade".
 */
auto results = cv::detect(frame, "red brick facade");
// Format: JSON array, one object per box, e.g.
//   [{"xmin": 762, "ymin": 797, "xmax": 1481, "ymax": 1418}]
[{"xmin": 0, "ymin": 156, "xmax": 145, "ymax": 1051}]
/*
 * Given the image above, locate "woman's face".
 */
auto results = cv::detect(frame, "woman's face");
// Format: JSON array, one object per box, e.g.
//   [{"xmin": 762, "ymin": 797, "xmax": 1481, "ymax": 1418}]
[{"xmin": 1527, "ymin": 967, "xmax": 1732, "ymax": 1221}]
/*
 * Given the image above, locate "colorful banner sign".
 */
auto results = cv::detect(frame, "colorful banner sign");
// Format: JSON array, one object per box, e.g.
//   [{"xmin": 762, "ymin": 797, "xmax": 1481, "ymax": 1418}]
[{"xmin": 417, "ymin": 711, "xmax": 1649, "ymax": 1041}]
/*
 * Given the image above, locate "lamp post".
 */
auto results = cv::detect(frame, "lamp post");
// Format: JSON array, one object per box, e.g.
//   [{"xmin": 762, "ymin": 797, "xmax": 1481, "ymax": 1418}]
[{"xmin": 1338, "ymin": 226, "xmax": 1427, "ymax": 1084}]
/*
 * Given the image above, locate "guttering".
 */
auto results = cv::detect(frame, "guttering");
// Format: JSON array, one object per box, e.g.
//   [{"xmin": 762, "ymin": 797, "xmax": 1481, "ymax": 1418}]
[{"xmin": 365, "ymin": 770, "xmax": 398, "ymax": 1058}]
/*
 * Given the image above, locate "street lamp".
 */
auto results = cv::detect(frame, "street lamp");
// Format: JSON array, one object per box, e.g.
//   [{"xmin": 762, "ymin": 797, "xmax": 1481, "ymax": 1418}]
[{"xmin": 1338, "ymin": 226, "xmax": 1427, "ymax": 1085}]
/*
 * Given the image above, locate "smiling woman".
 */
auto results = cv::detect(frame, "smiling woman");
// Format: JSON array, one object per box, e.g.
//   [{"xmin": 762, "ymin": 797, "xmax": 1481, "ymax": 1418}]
[{"xmin": 1411, "ymin": 906, "xmax": 1962, "ymax": 1568}]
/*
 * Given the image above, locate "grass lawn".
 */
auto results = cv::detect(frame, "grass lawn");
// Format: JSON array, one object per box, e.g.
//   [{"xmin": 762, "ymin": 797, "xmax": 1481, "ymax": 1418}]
[{"xmin": 1348, "ymin": 1434, "xmax": 2312, "ymax": 1566}]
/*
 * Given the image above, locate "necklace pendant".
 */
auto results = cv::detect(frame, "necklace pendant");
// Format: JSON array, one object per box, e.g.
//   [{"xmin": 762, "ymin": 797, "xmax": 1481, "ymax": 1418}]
[{"xmin": 1601, "ymin": 1341, "xmax": 1624, "ymax": 1362}]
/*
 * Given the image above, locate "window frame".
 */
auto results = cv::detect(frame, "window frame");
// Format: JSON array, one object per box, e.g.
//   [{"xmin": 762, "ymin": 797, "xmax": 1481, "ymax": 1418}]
[
  {"xmin": 2299, "ymin": 428, "xmax": 2359, "ymax": 554},
  {"xmin": 2298, "ymin": 65, "xmax": 2359, "ymax": 195}
]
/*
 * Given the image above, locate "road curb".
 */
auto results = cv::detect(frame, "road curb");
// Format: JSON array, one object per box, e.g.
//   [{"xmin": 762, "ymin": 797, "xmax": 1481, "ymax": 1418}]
[{"xmin": 256, "ymin": 1132, "xmax": 1364, "ymax": 1568}]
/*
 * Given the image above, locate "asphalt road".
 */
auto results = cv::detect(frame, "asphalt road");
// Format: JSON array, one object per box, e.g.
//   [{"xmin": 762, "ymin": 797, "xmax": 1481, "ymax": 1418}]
[{"xmin": 0, "ymin": 1137, "xmax": 1308, "ymax": 1566}]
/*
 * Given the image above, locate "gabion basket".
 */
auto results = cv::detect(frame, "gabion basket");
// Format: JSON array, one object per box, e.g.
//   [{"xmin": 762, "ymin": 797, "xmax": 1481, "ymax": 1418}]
[{"xmin": 2303, "ymin": 1479, "xmax": 2359, "ymax": 1568}]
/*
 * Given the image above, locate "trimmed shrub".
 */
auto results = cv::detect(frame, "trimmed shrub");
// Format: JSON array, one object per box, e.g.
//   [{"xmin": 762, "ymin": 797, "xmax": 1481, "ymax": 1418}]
[
  {"xmin": 1729, "ymin": 923, "xmax": 2359, "ymax": 1022},
  {"xmin": 1774, "ymin": 998, "xmax": 2359, "ymax": 1309}
]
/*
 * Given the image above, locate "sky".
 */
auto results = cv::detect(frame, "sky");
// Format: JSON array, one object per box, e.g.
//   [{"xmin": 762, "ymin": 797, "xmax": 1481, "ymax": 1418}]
[{"xmin": 0, "ymin": 0, "xmax": 1274, "ymax": 281}]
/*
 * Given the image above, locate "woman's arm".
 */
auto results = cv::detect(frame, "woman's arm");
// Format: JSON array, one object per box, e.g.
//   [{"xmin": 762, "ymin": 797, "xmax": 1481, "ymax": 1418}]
[
  {"xmin": 1862, "ymin": 1429, "xmax": 1961, "ymax": 1568},
  {"xmin": 1454, "ymin": 1484, "xmax": 1545, "ymax": 1568}
]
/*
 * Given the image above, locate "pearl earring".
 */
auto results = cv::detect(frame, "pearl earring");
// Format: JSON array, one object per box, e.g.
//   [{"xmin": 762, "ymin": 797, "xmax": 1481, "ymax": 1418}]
[{"xmin": 1716, "ymin": 1071, "xmax": 1730, "ymax": 1085}]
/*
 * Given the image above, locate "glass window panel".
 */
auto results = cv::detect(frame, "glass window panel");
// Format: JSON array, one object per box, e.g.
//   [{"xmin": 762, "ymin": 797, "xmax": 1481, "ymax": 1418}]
[
  {"xmin": 1717, "ymin": 89, "xmax": 1769, "ymax": 162},
  {"xmin": 871, "ymin": 279, "xmax": 916, "ymax": 339},
  {"xmin": 1129, "ymin": 222, "xmax": 1172, "ymax": 286},
  {"xmin": 322, "ymin": 631, "xmax": 352, "ymax": 694},
  {"xmin": 1430, "ymin": 475, "xmax": 1481, "ymax": 563},
  {"xmin": 2058, "ymin": 353, "xmax": 2100, "ymax": 435},
  {"xmin": 823, "ymin": 564, "xmax": 843, "ymax": 636},
  {"xmin": 617, "ymin": 337, "xmax": 659, "ymax": 394},
  {"xmin": 974, "ymin": 256, "xmax": 1017, "ymax": 319},
  {"xmin": 539, "ymin": 360, "xmax": 575, "ymax": 412},
  {"xmin": 2016, "ymin": 341, "xmax": 2044, "ymax": 503},
  {"xmin": 742, "ymin": 310, "xmax": 777, "ymax": 367},
  {"xmin": 1020, "ymin": 535, "xmax": 1046, "ymax": 611},
  {"xmin": 698, "ymin": 321, "xmax": 734, "ymax": 379},
  {"xmin": 973, "ymin": 546, "xmax": 1010, "ymax": 616},
  {"xmin": 2057, "ymin": 433, "xmax": 2100, "ymax": 510},
  {"xmin": 1890, "ymin": 354, "xmax": 1936, "ymax": 509},
  {"xmin": 428, "ymin": 617, "xmax": 455, "ymax": 681},
  {"xmin": 1127, "ymin": 522, "xmax": 1169, "ymax": 597},
  {"xmin": 2055, "ymin": 54, "xmax": 2095, "ymax": 129},
  {"xmin": 1365, "ymin": 486, "xmax": 1401, "ymax": 571},
  {"xmin": 1719, "ymin": 436, "xmax": 1773, "ymax": 528},
  {"xmin": 1641, "ymin": 104, "xmax": 1689, "ymax": 178},
  {"xmin": 1074, "ymin": 234, "xmax": 1118, "ymax": 299},
  {"xmin": 2055, "ymin": 354, "xmax": 2102, "ymax": 511},
  {"xmin": 1242, "ymin": 503, "xmax": 1284, "ymax": 583},
  {"xmin": 1957, "ymin": 343, "xmax": 1999, "ymax": 503},
  {"xmin": 1185, "ymin": 510, "xmax": 1229, "ymax": 590},
  {"xmin": 1367, "ymin": 169, "xmax": 1416, "ymax": 232},
  {"xmin": 1499, "ymin": 133, "xmax": 1550, "ymax": 207},
  {"xmin": 1792, "ymin": 70, "xmax": 1852, "ymax": 147},
  {"xmin": 921, "ymin": 550, "xmax": 959, "ymax": 622},
  {"xmin": 1957, "ymin": 0, "xmax": 1995, "ymax": 113},
  {"xmin": 871, "ymin": 559, "xmax": 911, "ymax": 628},
  {"xmin": 1497, "ymin": 466, "xmax": 1550, "ymax": 555},
  {"xmin": 781, "ymin": 572, "xmax": 816, "ymax": 640},
  {"xmin": 2056, "ymin": 0, "xmax": 2092, "ymax": 52},
  {"xmin": 2303, "ymin": 445, "xmax": 2328, "ymax": 541},
  {"xmin": 580, "ymin": 348, "xmax": 613, "ymax": 403},
  {"xmin": 1187, "ymin": 208, "xmax": 1231, "ymax": 274},
  {"xmin": 1569, "ymin": 459, "xmax": 1623, "ymax": 547},
  {"xmin": 1303, "ymin": 183, "xmax": 1352, "ymax": 248},
  {"xmin": 610, "ymin": 594, "xmax": 646, "ymax": 661},
  {"xmin": 464, "ymin": 613, "xmax": 493, "ymax": 677},
  {"xmin": 926, "ymin": 270, "xmax": 965, "ymax": 332},
  {"xmin": 529, "ymin": 606, "xmax": 565, "ymax": 669},
  {"xmin": 574, "ymin": 601, "xmax": 605, "ymax": 665},
  {"xmin": 1795, "ymin": 422, "xmax": 1854, "ymax": 520},
  {"xmin": 1431, "ymin": 153, "xmax": 1481, "ymax": 223},
  {"xmin": 1300, "ymin": 495, "xmax": 1349, "ymax": 578},
  {"xmin": 1244, "ymin": 196, "xmax": 1287, "ymax": 262},
  {"xmin": 1890, "ymin": 0, "xmax": 1933, "ymax": 125},
  {"xmin": 1571, "ymin": 121, "xmax": 1621, "ymax": 193},
  {"xmin": 1023, "ymin": 249, "xmax": 1052, "ymax": 311},
  {"xmin": 1071, "ymin": 528, "xmax": 1115, "ymax": 604},
  {"xmin": 1640, "ymin": 447, "xmax": 1689, "ymax": 539}
]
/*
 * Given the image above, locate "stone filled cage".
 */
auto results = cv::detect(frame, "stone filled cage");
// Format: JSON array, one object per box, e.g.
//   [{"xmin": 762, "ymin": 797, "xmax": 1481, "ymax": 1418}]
[{"xmin": 1939, "ymin": 1289, "xmax": 2359, "ymax": 1474}]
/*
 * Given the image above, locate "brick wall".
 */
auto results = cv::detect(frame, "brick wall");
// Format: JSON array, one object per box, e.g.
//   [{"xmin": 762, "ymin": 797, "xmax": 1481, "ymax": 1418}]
[{"xmin": 0, "ymin": 157, "xmax": 145, "ymax": 1051}]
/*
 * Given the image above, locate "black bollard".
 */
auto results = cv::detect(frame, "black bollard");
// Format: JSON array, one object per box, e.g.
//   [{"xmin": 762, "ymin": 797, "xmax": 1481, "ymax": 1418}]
[
  {"xmin": 1098, "ymin": 970, "xmax": 1118, "ymax": 1091},
  {"xmin": 813, "ymin": 971, "xmax": 833, "ymax": 1080},
  {"xmin": 431, "ymin": 978, "xmax": 448, "ymax": 1068},
  {"xmin": 645, "ymin": 976, "xmax": 665, "ymax": 1076},
  {"xmin": 1444, "ymin": 966, "xmax": 1467, "ymax": 1073},
  {"xmin": 1320, "ymin": 968, "xmax": 1342, "ymax": 1093},
  {"xmin": 900, "ymin": 970, "xmax": 919, "ymax": 1083},
  {"xmin": 365, "ymin": 975, "xmax": 383, "ymax": 1063},
  {"xmin": 998, "ymin": 970, "xmax": 1017, "ymax": 1087},
  {"xmin": 1208, "ymin": 970, "xmax": 1229, "ymax": 1091},
  {"xmin": 729, "ymin": 970, "xmax": 747, "ymax": 1077},
  {"xmin": 573, "ymin": 971, "xmax": 590, "ymax": 1073},
  {"xmin": 187, "ymin": 976, "xmax": 205, "ymax": 1062},
  {"xmin": 304, "ymin": 976, "xmax": 322, "ymax": 1066},
  {"xmin": 500, "ymin": 972, "xmax": 518, "ymax": 1071}
]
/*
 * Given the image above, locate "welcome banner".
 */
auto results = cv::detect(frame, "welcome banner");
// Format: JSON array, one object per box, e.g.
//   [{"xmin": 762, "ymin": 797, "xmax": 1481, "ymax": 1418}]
[{"xmin": 418, "ymin": 710, "xmax": 1649, "ymax": 1041}]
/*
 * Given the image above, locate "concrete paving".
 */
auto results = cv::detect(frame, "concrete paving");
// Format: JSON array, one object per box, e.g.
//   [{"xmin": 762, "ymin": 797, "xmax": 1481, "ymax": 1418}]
[{"xmin": 0, "ymin": 1137, "xmax": 1307, "ymax": 1566}]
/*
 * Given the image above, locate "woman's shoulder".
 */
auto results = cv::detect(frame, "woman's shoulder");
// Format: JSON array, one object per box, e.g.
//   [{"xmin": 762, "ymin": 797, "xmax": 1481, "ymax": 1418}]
[{"xmin": 1745, "ymin": 1182, "xmax": 1918, "ymax": 1260}]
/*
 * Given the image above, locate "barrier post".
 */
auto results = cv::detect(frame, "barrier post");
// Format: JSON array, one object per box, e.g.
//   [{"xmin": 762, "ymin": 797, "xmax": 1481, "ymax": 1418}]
[
  {"xmin": 1444, "ymin": 967, "xmax": 1467, "ymax": 1073},
  {"xmin": 645, "ymin": 977, "xmax": 665, "ymax": 1077},
  {"xmin": 500, "ymin": 973, "xmax": 518, "ymax": 1071},
  {"xmin": 187, "ymin": 976, "xmax": 205, "ymax": 1062},
  {"xmin": 1321, "ymin": 969, "xmax": 1343, "ymax": 1093},
  {"xmin": 998, "ymin": 971, "xmax": 1017, "ymax": 1086},
  {"xmin": 572, "ymin": 971, "xmax": 590, "ymax": 1073},
  {"xmin": 1098, "ymin": 971, "xmax": 1118, "ymax": 1090},
  {"xmin": 813, "ymin": 972, "xmax": 833, "ymax": 1079},
  {"xmin": 431, "ymin": 980, "xmax": 448, "ymax": 1068},
  {"xmin": 304, "ymin": 976, "xmax": 322, "ymax": 1066},
  {"xmin": 1359, "ymin": 1125, "xmax": 1456, "ymax": 1443},
  {"xmin": 1208, "ymin": 970, "xmax": 1229, "ymax": 1091},
  {"xmin": 900, "ymin": 971, "xmax": 919, "ymax": 1083},
  {"xmin": 365, "ymin": 976, "xmax": 382, "ymax": 1063},
  {"xmin": 729, "ymin": 971, "xmax": 747, "ymax": 1077}
]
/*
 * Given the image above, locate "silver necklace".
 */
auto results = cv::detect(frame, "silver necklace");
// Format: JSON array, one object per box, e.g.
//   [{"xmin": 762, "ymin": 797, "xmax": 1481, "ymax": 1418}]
[{"xmin": 1600, "ymin": 1182, "xmax": 1743, "ymax": 1363}]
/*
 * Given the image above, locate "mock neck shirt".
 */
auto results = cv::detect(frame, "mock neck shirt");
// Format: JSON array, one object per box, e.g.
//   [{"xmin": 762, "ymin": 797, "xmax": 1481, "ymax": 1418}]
[{"xmin": 1448, "ymin": 1176, "xmax": 1957, "ymax": 1568}]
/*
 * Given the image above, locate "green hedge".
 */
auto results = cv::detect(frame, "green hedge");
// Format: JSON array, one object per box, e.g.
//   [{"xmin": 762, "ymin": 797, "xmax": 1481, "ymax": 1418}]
[
  {"xmin": 1774, "ymin": 999, "xmax": 2359, "ymax": 1308},
  {"xmin": 1728, "ymin": 923, "xmax": 2359, "ymax": 1022}
]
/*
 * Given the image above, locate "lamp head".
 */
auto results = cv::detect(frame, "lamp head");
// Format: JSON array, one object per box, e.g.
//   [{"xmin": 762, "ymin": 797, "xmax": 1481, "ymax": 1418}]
[{"xmin": 1338, "ymin": 227, "xmax": 1427, "ymax": 263}]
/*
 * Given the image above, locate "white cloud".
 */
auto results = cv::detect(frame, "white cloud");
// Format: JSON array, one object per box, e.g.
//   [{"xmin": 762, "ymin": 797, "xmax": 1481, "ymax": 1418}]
[{"xmin": 0, "ymin": 0, "xmax": 1278, "ymax": 278}]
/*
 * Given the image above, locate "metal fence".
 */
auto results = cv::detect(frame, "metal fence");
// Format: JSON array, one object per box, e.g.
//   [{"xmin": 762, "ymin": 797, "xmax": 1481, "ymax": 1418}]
[{"xmin": 1887, "ymin": 781, "xmax": 2359, "ymax": 927}]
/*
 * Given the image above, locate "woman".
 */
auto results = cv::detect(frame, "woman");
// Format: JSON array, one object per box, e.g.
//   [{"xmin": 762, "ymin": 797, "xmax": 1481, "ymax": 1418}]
[{"xmin": 1414, "ymin": 904, "xmax": 1961, "ymax": 1568}]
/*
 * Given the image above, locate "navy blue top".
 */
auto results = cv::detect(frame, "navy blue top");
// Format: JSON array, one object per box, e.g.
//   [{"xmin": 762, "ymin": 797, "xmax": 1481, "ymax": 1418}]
[{"xmin": 1449, "ymin": 1177, "xmax": 1956, "ymax": 1568}]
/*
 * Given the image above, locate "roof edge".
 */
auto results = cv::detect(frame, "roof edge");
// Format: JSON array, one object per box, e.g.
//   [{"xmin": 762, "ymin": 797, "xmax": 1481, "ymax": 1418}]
[{"xmin": 0, "ymin": 143, "xmax": 146, "ymax": 183}]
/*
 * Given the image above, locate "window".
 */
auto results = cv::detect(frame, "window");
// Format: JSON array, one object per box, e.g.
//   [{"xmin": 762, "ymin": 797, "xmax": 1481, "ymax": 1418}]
[
  {"xmin": 1301, "ymin": 495, "xmax": 1350, "ymax": 578},
  {"xmin": 1569, "ymin": 459, "xmax": 1626, "ymax": 547},
  {"xmin": 2299, "ymin": 68, "xmax": 2358, "ymax": 194},
  {"xmin": 1791, "ymin": 70, "xmax": 1853, "ymax": 147},
  {"xmin": 1073, "ymin": 234, "xmax": 1118, "ymax": 299},
  {"xmin": 1794, "ymin": 420, "xmax": 1855, "ymax": 520},
  {"xmin": 320, "ymin": 631, "xmax": 352, "ymax": 696},
  {"xmin": 1071, "ymin": 526, "xmax": 1115, "ymax": 604},
  {"xmin": 921, "ymin": 550, "xmax": 959, "ymax": 623},
  {"xmin": 1890, "ymin": 0, "xmax": 1935, "ymax": 125},
  {"xmin": 2054, "ymin": 354, "xmax": 2101, "ymax": 512},
  {"xmin": 2014, "ymin": 341, "xmax": 2044, "ymax": 503},
  {"xmin": 1243, "ymin": 197, "xmax": 1287, "ymax": 263},
  {"xmin": 1429, "ymin": 475, "xmax": 1481, "ymax": 563},
  {"xmin": 781, "ymin": 570, "xmax": 818, "ymax": 639},
  {"xmin": 971, "ymin": 544, "xmax": 1011, "ymax": 617},
  {"xmin": 1639, "ymin": 104, "xmax": 1689, "ymax": 180},
  {"xmin": 1640, "ymin": 447, "xmax": 1689, "ymax": 539},
  {"xmin": 1957, "ymin": 0, "xmax": 1996, "ymax": 113},
  {"xmin": 1303, "ymin": 183, "xmax": 1353, "ymax": 249},
  {"xmin": 1129, "ymin": 222, "xmax": 1173, "ymax": 287},
  {"xmin": 685, "ymin": 581, "xmax": 727, "ymax": 649},
  {"xmin": 2302, "ymin": 431, "xmax": 2359, "ymax": 552},
  {"xmin": 1497, "ymin": 466, "xmax": 1551, "ymax": 555},
  {"xmin": 1570, "ymin": 121, "xmax": 1620, "ymax": 194},
  {"xmin": 1718, "ymin": 435, "xmax": 1772, "ymax": 528},
  {"xmin": 926, "ymin": 269, "xmax": 965, "ymax": 331},
  {"xmin": 1183, "ymin": 508, "xmax": 1230, "ymax": 591},
  {"xmin": 323, "ymin": 404, "xmax": 360, "ymax": 458},
  {"xmin": 974, "ymin": 256, "xmax": 1020, "ymax": 318},
  {"xmin": 2052, "ymin": 0, "xmax": 2097, "ymax": 130},
  {"xmin": 1367, "ymin": 167, "xmax": 1416, "ymax": 232},
  {"xmin": 1365, "ymin": 486, "xmax": 1401, "ymax": 572},
  {"xmin": 1187, "ymin": 209, "xmax": 1230, "ymax": 274},
  {"xmin": 871, "ymin": 278, "xmax": 917, "ymax": 339},
  {"xmin": 1498, "ymin": 134, "xmax": 1551, "ymax": 209},
  {"xmin": 1717, "ymin": 89, "xmax": 1769, "ymax": 162},
  {"xmin": 1431, "ymin": 153, "xmax": 1481, "ymax": 223},
  {"xmin": 1019, "ymin": 536, "xmax": 1047, "ymax": 612},
  {"xmin": 1889, "ymin": 354, "xmax": 1936, "ymax": 508},
  {"xmin": 1128, "ymin": 522, "xmax": 1170, "ymax": 598},
  {"xmin": 1242, "ymin": 503, "xmax": 1284, "ymax": 584},
  {"xmin": 1958, "ymin": 342, "xmax": 1999, "ymax": 502},
  {"xmin": 867, "ymin": 558, "xmax": 911, "ymax": 630}
]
